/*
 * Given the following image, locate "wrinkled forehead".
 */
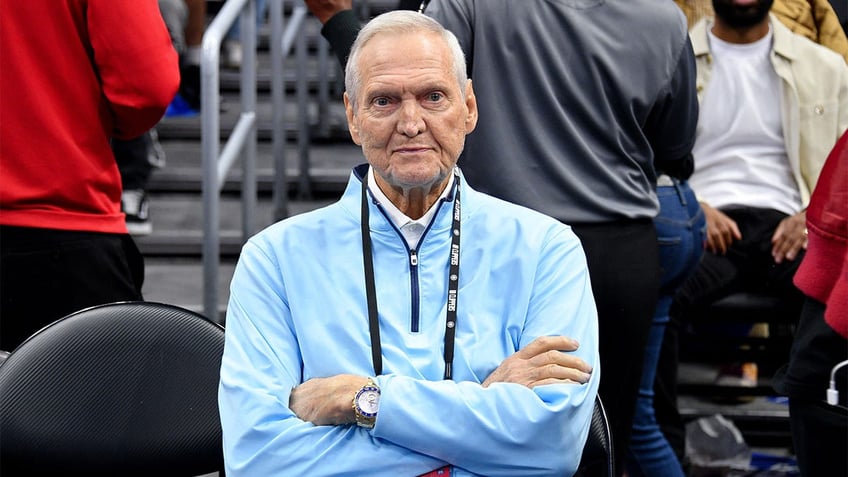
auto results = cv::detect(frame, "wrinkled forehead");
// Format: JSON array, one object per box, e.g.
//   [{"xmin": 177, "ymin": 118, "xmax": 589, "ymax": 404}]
[
  {"xmin": 359, "ymin": 30, "xmax": 449, "ymax": 66},
  {"xmin": 351, "ymin": 30, "xmax": 464, "ymax": 100}
]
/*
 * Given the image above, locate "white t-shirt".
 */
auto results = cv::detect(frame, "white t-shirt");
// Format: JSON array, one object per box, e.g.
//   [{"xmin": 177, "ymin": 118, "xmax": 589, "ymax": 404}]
[{"xmin": 690, "ymin": 27, "xmax": 802, "ymax": 216}]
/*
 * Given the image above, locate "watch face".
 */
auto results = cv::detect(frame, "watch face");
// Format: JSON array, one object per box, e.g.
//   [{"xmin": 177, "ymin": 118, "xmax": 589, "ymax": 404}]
[{"xmin": 356, "ymin": 388, "xmax": 380, "ymax": 416}]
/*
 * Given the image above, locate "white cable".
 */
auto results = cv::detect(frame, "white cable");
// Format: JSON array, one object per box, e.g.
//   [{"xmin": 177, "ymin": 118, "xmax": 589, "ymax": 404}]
[{"xmin": 827, "ymin": 359, "xmax": 848, "ymax": 406}]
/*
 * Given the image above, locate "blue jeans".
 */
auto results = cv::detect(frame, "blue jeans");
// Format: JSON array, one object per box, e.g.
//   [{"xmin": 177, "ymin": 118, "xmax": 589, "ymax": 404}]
[
  {"xmin": 226, "ymin": 0, "xmax": 268, "ymax": 41},
  {"xmin": 626, "ymin": 179, "xmax": 705, "ymax": 477}
]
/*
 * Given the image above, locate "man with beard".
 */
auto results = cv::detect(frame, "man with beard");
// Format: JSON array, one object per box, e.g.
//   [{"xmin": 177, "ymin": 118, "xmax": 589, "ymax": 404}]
[
  {"xmin": 674, "ymin": 0, "xmax": 848, "ymax": 62},
  {"xmin": 658, "ymin": 0, "xmax": 848, "ymax": 464}
]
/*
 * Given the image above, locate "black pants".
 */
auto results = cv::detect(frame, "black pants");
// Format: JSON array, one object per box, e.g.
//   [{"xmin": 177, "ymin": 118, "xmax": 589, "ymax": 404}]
[
  {"xmin": 673, "ymin": 207, "xmax": 804, "ymax": 311},
  {"xmin": 0, "ymin": 226, "xmax": 144, "ymax": 351},
  {"xmin": 656, "ymin": 207, "xmax": 806, "ymax": 459},
  {"xmin": 113, "ymin": 133, "xmax": 154, "ymax": 191},
  {"xmin": 774, "ymin": 298, "xmax": 848, "ymax": 477},
  {"xmin": 570, "ymin": 219, "xmax": 660, "ymax": 476},
  {"xmin": 789, "ymin": 399, "xmax": 847, "ymax": 477}
]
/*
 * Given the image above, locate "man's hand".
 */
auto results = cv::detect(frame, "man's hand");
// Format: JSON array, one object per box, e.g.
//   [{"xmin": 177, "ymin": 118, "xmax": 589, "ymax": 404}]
[
  {"xmin": 482, "ymin": 336, "xmax": 592, "ymax": 388},
  {"xmin": 303, "ymin": 0, "xmax": 352, "ymax": 24},
  {"xmin": 702, "ymin": 202, "xmax": 741, "ymax": 255},
  {"xmin": 771, "ymin": 210, "xmax": 807, "ymax": 264},
  {"xmin": 289, "ymin": 374, "xmax": 367, "ymax": 426}
]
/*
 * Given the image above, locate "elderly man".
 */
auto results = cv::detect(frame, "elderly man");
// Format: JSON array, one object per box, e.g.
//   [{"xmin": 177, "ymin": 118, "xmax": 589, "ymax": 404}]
[{"xmin": 219, "ymin": 11, "xmax": 599, "ymax": 476}]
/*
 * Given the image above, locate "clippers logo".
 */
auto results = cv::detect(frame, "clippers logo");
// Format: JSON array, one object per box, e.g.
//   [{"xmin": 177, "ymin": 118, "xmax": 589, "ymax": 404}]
[
  {"xmin": 447, "ymin": 289, "xmax": 457, "ymax": 312},
  {"xmin": 450, "ymin": 243, "xmax": 459, "ymax": 266}
]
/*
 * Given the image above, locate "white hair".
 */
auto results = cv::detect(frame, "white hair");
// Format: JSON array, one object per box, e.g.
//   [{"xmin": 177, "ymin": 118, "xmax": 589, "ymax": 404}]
[{"xmin": 344, "ymin": 10, "xmax": 468, "ymax": 109}]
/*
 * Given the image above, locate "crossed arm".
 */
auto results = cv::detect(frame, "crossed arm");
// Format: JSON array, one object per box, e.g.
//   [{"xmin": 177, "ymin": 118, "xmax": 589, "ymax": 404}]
[
  {"xmin": 220, "ymin": 226, "xmax": 600, "ymax": 476},
  {"xmin": 290, "ymin": 335, "xmax": 593, "ymax": 426}
]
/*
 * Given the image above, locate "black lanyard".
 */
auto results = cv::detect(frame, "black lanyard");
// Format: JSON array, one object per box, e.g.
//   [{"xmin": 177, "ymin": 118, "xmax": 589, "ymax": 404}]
[{"xmin": 360, "ymin": 172, "xmax": 461, "ymax": 380}]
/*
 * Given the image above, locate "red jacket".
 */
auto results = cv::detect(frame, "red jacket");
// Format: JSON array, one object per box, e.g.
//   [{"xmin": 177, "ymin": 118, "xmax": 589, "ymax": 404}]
[
  {"xmin": 0, "ymin": 0, "xmax": 179, "ymax": 233},
  {"xmin": 794, "ymin": 129, "xmax": 848, "ymax": 338}
]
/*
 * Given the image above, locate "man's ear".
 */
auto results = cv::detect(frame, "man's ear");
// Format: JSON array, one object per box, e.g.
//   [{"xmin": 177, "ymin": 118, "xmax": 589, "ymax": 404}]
[
  {"xmin": 344, "ymin": 92, "xmax": 362, "ymax": 145},
  {"xmin": 464, "ymin": 79, "xmax": 479, "ymax": 134}
]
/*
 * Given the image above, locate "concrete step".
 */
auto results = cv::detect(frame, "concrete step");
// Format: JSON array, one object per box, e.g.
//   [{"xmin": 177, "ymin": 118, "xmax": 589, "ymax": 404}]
[
  {"xmin": 156, "ymin": 92, "xmax": 350, "ymax": 142},
  {"xmin": 138, "ymin": 194, "xmax": 334, "ymax": 318},
  {"xmin": 134, "ymin": 192, "xmax": 336, "ymax": 256},
  {"xmin": 678, "ymin": 362, "xmax": 791, "ymax": 448},
  {"xmin": 149, "ymin": 139, "xmax": 361, "ymax": 194},
  {"xmin": 142, "ymin": 258, "xmax": 234, "ymax": 318}
]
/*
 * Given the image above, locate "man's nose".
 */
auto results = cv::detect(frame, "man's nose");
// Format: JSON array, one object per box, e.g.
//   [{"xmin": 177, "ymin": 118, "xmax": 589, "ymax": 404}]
[{"xmin": 396, "ymin": 100, "xmax": 425, "ymax": 137}]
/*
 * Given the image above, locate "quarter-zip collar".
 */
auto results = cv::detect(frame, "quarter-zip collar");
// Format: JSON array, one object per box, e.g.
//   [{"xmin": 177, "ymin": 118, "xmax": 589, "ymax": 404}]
[{"xmin": 366, "ymin": 166, "xmax": 455, "ymax": 248}]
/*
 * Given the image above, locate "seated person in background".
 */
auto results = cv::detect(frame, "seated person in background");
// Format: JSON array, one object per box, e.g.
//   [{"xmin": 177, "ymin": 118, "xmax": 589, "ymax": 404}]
[
  {"xmin": 674, "ymin": 0, "xmax": 848, "ymax": 62},
  {"xmin": 658, "ymin": 0, "xmax": 848, "ymax": 460},
  {"xmin": 674, "ymin": 0, "xmax": 848, "ymax": 360},
  {"xmin": 218, "ymin": 11, "xmax": 599, "ymax": 476}
]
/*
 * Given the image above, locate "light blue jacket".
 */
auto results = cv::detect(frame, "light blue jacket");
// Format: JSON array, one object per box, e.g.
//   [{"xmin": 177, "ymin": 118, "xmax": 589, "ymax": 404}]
[{"xmin": 219, "ymin": 165, "xmax": 600, "ymax": 476}]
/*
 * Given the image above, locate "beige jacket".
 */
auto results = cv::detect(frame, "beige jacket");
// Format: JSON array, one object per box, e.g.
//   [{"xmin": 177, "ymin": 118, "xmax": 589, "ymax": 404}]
[{"xmin": 690, "ymin": 15, "xmax": 848, "ymax": 206}]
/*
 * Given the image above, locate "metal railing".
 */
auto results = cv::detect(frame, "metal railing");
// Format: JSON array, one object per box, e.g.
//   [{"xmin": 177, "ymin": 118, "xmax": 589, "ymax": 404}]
[
  {"xmin": 201, "ymin": 0, "xmax": 258, "ymax": 321},
  {"xmin": 269, "ymin": 0, "xmax": 311, "ymax": 221}
]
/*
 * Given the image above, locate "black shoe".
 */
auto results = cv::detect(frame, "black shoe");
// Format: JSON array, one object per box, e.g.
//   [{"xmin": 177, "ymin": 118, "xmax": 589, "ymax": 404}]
[{"xmin": 179, "ymin": 63, "xmax": 201, "ymax": 111}]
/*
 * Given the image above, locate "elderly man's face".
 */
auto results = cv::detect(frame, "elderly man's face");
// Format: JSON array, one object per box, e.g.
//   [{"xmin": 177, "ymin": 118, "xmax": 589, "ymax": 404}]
[{"xmin": 345, "ymin": 31, "xmax": 477, "ymax": 194}]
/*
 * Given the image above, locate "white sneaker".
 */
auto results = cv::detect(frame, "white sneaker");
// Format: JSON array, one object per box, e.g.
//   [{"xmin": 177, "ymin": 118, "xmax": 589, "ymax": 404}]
[
  {"xmin": 223, "ymin": 40, "xmax": 242, "ymax": 69},
  {"xmin": 121, "ymin": 189, "xmax": 152, "ymax": 236},
  {"xmin": 145, "ymin": 128, "xmax": 166, "ymax": 169}
]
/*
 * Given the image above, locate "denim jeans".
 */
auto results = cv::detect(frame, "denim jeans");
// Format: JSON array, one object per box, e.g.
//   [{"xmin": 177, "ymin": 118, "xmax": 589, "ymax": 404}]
[
  {"xmin": 626, "ymin": 178, "xmax": 705, "ymax": 477},
  {"xmin": 226, "ymin": 0, "xmax": 268, "ymax": 41}
]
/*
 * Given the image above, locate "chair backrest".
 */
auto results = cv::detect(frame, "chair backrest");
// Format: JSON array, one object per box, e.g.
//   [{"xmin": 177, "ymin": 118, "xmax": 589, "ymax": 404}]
[
  {"xmin": 575, "ymin": 395, "xmax": 615, "ymax": 477},
  {"xmin": 0, "ymin": 301, "xmax": 225, "ymax": 477}
]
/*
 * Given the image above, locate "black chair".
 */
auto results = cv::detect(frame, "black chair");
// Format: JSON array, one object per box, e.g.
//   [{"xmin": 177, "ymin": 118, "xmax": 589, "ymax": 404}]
[
  {"xmin": 679, "ymin": 290, "xmax": 800, "ymax": 397},
  {"xmin": 0, "ymin": 301, "xmax": 225, "ymax": 476},
  {"xmin": 575, "ymin": 395, "xmax": 614, "ymax": 477}
]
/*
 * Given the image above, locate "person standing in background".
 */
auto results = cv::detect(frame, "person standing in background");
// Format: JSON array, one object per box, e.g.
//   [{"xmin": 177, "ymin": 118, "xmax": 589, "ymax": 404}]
[
  {"xmin": 0, "ymin": 0, "xmax": 180, "ymax": 351},
  {"xmin": 627, "ymin": 176, "xmax": 706, "ymax": 477}
]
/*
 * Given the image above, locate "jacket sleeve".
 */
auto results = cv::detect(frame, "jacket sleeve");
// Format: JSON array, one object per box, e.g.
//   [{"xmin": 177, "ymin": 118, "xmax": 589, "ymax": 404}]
[
  {"xmin": 88, "ymin": 0, "xmax": 180, "ymax": 139},
  {"xmin": 647, "ymin": 35, "xmax": 699, "ymax": 180},
  {"xmin": 320, "ymin": 9, "xmax": 362, "ymax": 69}
]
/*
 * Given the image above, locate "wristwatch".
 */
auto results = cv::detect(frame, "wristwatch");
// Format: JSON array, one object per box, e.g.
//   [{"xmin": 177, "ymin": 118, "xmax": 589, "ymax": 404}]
[{"xmin": 353, "ymin": 378, "xmax": 380, "ymax": 429}]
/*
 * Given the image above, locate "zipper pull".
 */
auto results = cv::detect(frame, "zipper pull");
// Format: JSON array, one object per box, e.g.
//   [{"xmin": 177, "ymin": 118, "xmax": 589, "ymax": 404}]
[{"xmin": 410, "ymin": 250, "xmax": 418, "ymax": 266}]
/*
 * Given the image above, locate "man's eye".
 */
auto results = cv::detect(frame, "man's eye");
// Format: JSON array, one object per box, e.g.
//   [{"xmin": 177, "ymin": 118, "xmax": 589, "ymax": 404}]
[
  {"xmin": 426, "ymin": 92, "xmax": 444, "ymax": 102},
  {"xmin": 373, "ymin": 97, "xmax": 390, "ymax": 106}
]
